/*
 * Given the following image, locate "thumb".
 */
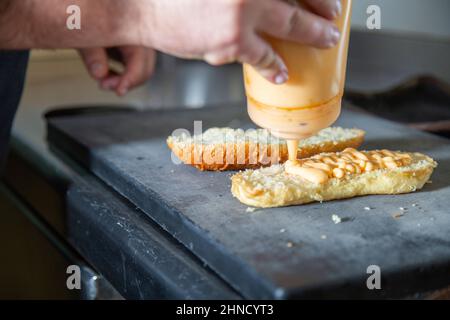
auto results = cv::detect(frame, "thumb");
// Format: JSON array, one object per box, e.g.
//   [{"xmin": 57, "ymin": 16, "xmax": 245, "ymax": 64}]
[{"xmin": 78, "ymin": 48, "xmax": 109, "ymax": 80}]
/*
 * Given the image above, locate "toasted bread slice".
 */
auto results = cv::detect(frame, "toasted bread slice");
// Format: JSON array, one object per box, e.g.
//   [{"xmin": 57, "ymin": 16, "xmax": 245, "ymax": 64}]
[
  {"xmin": 167, "ymin": 127, "xmax": 365, "ymax": 171},
  {"xmin": 231, "ymin": 150, "xmax": 437, "ymax": 208}
]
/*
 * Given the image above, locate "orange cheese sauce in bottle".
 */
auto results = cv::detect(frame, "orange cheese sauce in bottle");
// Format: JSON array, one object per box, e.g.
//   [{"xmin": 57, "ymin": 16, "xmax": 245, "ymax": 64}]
[{"xmin": 243, "ymin": 0, "xmax": 353, "ymax": 163}]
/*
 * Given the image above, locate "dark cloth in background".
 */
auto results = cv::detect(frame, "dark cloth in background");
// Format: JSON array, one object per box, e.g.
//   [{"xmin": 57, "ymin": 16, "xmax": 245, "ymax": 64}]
[{"xmin": 0, "ymin": 50, "xmax": 29, "ymax": 168}]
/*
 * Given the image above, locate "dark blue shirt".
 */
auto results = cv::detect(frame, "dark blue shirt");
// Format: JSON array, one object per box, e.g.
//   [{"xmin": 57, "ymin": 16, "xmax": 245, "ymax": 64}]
[{"xmin": 0, "ymin": 50, "xmax": 29, "ymax": 168}]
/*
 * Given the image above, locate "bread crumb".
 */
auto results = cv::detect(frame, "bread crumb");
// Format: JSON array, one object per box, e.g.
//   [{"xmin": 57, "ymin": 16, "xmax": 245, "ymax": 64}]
[
  {"xmin": 392, "ymin": 212, "xmax": 405, "ymax": 219},
  {"xmin": 332, "ymin": 214, "xmax": 342, "ymax": 224},
  {"xmin": 426, "ymin": 180, "xmax": 433, "ymax": 184},
  {"xmin": 246, "ymin": 207, "xmax": 256, "ymax": 213},
  {"xmin": 286, "ymin": 242, "xmax": 294, "ymax": 248},
  {"xmin": 321, "ymin": 235, "xmax": 327, "ymax": 240}
]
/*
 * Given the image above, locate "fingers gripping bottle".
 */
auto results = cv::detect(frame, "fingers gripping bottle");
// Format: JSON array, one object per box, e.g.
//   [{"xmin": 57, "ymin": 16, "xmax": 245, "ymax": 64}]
[{"xmin": 243, "ymin": 0, "xmax": 353, "ymax": 163}]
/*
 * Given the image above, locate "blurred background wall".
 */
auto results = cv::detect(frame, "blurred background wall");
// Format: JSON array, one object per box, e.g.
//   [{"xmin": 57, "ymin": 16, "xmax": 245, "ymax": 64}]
[{"xmin": 351, "ymin": 0, "xmax": 450, "ymax": 39}]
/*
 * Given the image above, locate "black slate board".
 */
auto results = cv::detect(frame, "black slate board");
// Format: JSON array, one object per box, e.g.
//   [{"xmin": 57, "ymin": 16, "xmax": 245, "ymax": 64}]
[
  {"xmin": 47, "ymin": 104, "xmax": 450, "ymax": 299},
  {"xmin": 65, "ymin": 164, "xmax": 240, "ymax": 299}
]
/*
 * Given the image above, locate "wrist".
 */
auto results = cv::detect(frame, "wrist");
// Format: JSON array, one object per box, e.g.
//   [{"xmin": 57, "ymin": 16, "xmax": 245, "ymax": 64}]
[{"xmin": 110, "ymin": 0, "xmax": 156, "ymax": 47}]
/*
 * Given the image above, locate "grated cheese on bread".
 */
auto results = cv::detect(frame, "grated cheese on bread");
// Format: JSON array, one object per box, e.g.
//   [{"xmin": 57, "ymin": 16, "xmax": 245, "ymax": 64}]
[{"xmin": 167, "ymin": 127, "xmax": 365, "ymax": 171}]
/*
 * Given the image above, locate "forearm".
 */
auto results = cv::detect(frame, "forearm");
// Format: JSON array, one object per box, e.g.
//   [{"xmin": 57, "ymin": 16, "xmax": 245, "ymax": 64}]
[{"xmin": 0, "ymin": 0, "xmax": 153, "ymax": 49}]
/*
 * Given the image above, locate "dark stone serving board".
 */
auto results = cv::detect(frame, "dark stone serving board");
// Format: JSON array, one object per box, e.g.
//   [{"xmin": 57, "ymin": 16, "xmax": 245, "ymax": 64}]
[{"xmin": 47, "ymin": 104, "xmax": 450, "ymax": 299}]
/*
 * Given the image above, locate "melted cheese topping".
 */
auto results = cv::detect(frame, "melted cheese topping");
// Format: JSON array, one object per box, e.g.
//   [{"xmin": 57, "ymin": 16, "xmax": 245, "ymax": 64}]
[{"xmin": 285, "ymin": 148, "xmax": 412, "ymax": 184}]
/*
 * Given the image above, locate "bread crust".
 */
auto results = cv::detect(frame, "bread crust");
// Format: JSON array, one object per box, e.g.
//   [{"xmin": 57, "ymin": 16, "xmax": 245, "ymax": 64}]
[
  {"xmin": 231, "ymin": 152, "xmax": 437, "ymax": 208},
  {"xmin": 167, "ymin": 128, "xmax": 365, "ymax": 171}
]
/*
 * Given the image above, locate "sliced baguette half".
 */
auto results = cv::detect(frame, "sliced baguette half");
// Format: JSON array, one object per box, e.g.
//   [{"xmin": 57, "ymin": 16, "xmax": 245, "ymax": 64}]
[
  {"xmin": 231, "ymin": 151, "xmax": 437, "ymax": 208},
  {"xmin": 167, "ymin": 127, "xmax": 365, "ymax": 171}
]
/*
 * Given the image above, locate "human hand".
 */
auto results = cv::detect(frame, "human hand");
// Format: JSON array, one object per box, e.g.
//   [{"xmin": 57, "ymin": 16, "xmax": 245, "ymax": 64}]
[
  {"xmin": 143, "ymin": 0, "xmax": 342, "ymax": 84},
  {"xmin": 79, "ymin": 46, "xmax": 156, "ymax": 96}
]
